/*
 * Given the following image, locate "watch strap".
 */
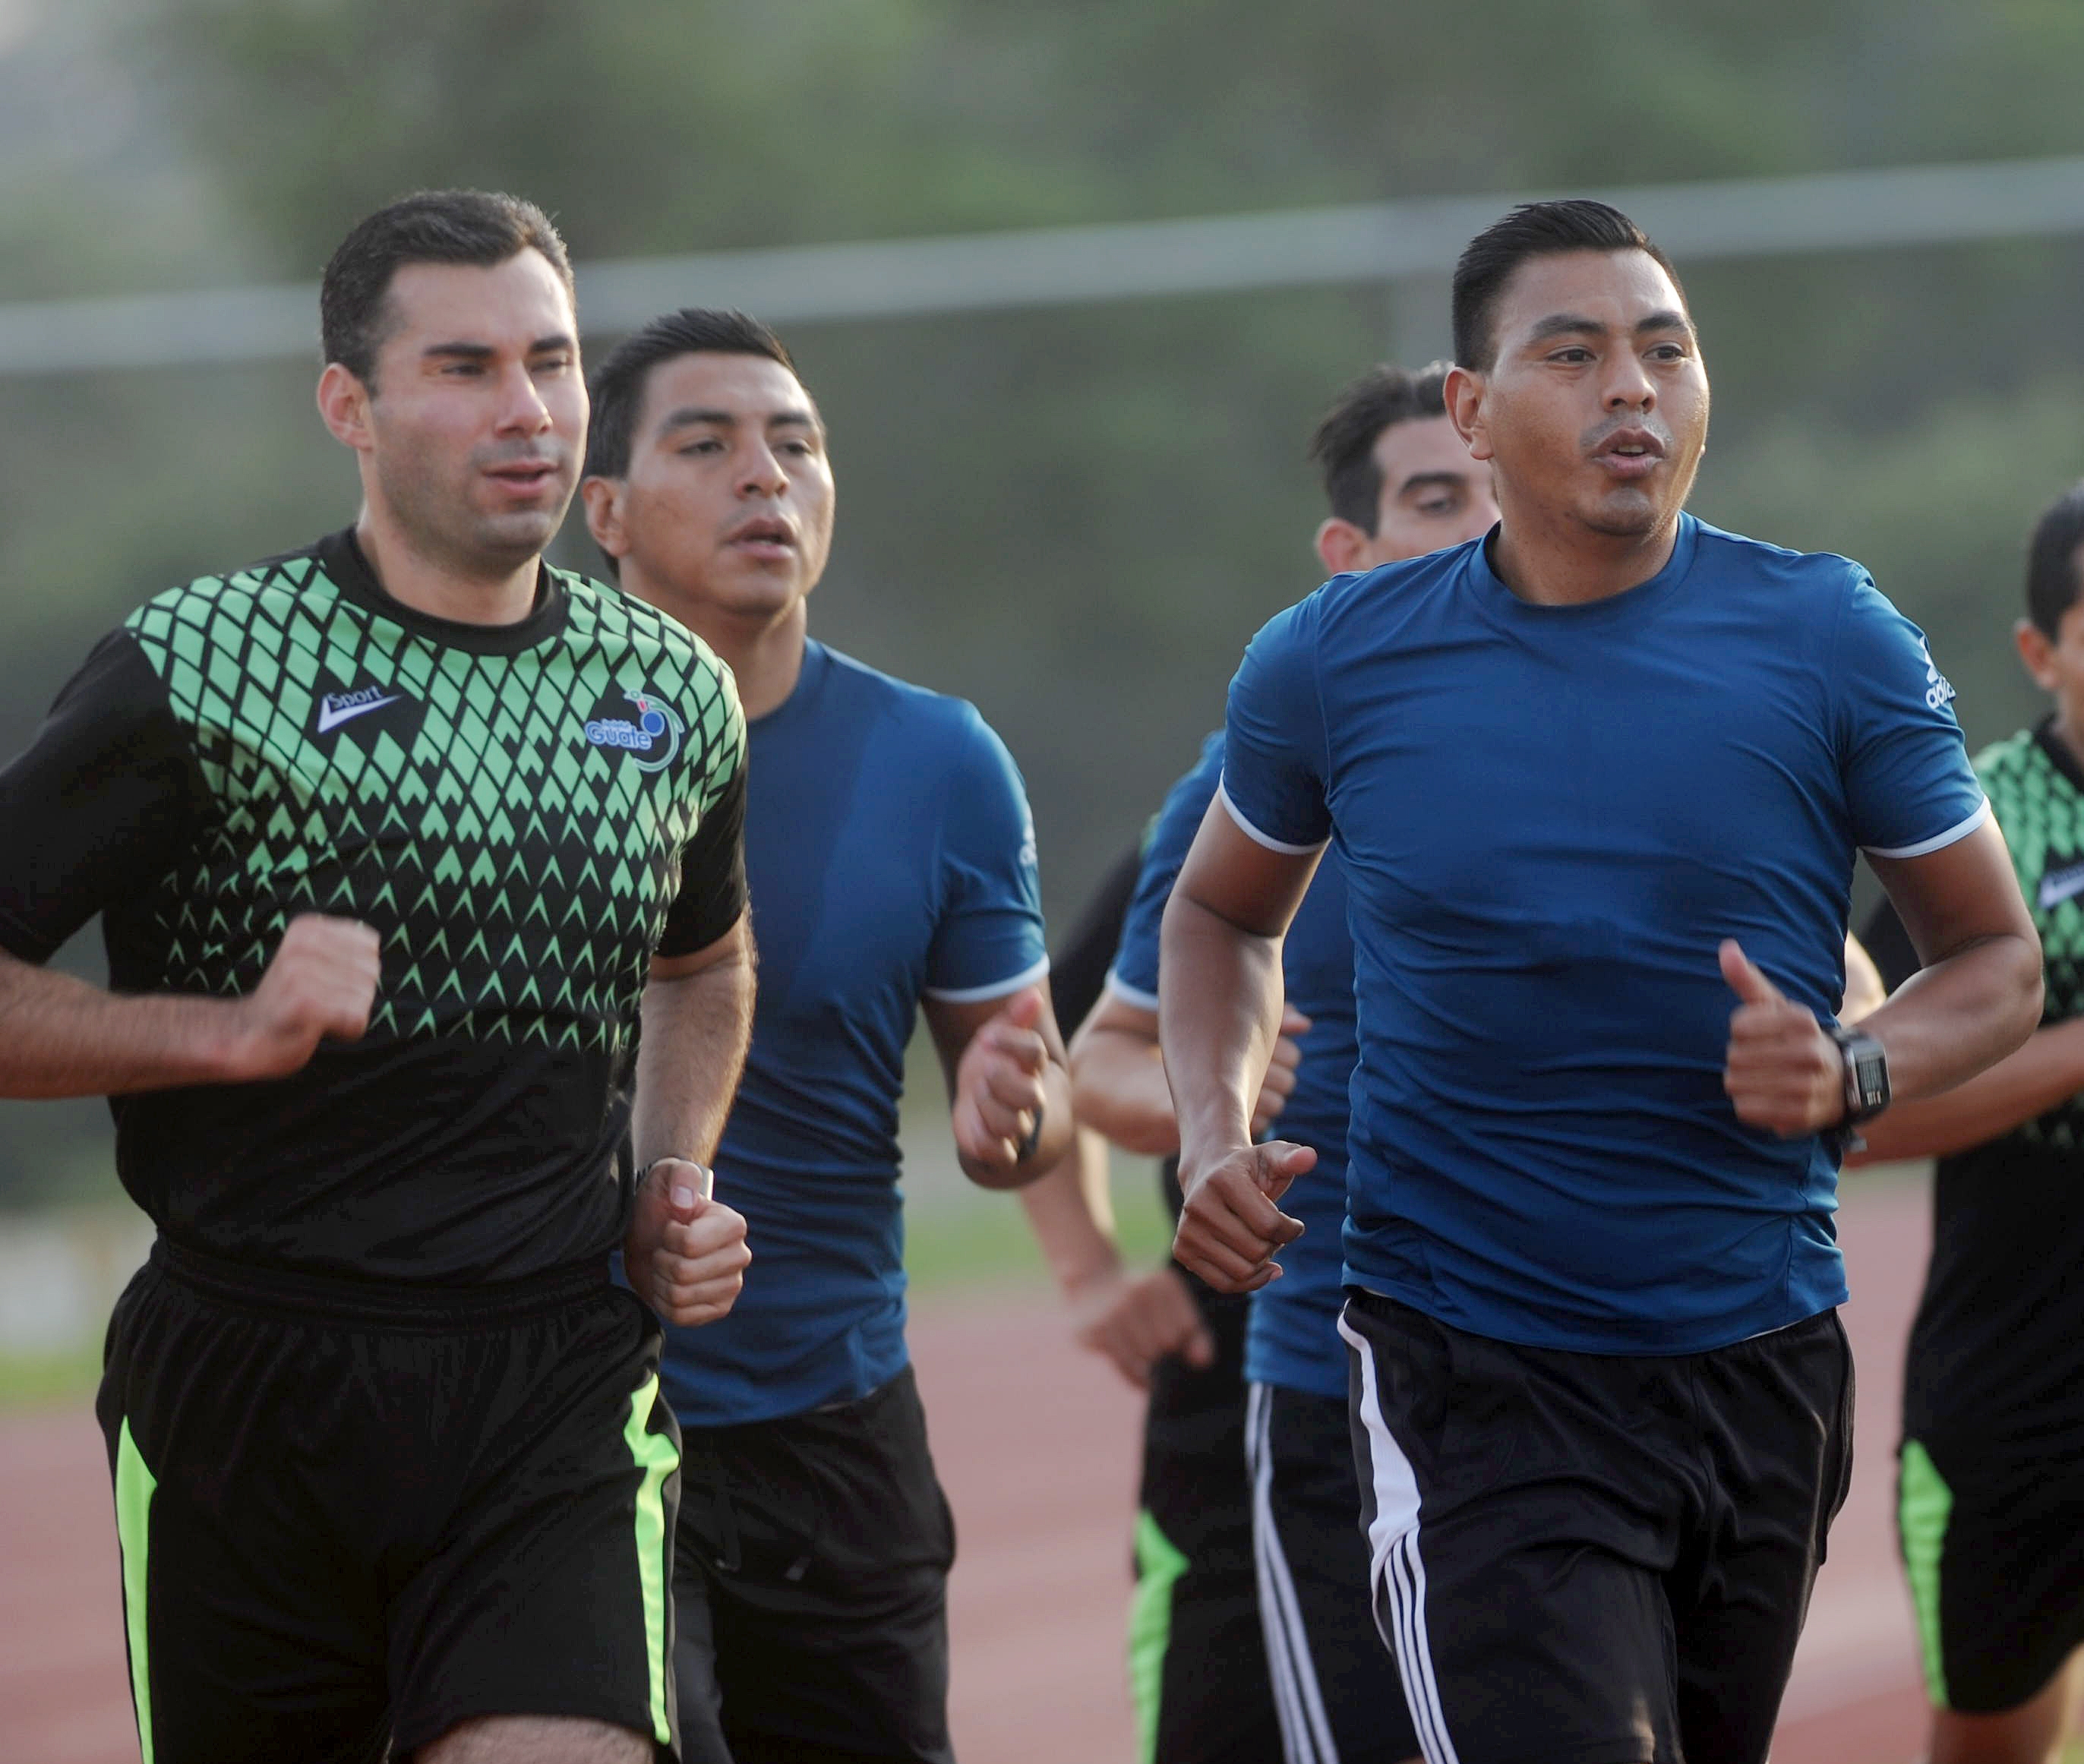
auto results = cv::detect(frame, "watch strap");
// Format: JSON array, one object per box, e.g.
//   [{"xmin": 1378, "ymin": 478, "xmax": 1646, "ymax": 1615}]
[{"xmin": 1826, "ymin": 1022, "xmax": 1891, "ymax": 1126}]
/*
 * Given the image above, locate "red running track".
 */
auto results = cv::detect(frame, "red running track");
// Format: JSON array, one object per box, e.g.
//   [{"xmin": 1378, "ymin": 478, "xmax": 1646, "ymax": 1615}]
[{"xmin": 0, "ymin": 1173, "xmax": 1934, "ymax": 1762}]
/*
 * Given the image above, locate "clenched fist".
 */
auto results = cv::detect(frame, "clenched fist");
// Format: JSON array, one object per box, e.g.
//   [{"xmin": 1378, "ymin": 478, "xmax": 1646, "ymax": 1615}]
[
  {"xmin": 1720, "ymin": 939, "xmax": 1845, "ymax": 1138},
  {"xmin": 954, "ymin": 987, "xmax": 1051, "ymax": 1175},
  {"xmin": 624, "ymin": 1157, "xmax": 751, "ymax": 1327},
  {"xmin": 1173, "ymin": 1140, "xmax": 1315, "ymax": 1293},
  {"xmin": 223, "ymin": 914, "xmax": 382, "ymax": 1081},
  {"xmin": 1068, "ymin": 1263, "xmax": 1215, "ymax": 1390}
]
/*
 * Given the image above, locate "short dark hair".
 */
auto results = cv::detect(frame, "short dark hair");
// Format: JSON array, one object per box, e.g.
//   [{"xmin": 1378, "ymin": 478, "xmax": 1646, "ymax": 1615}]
[
  {"xmin": 1451, "ymin": 199, "xmax": 1682, "ymax": 372},
  {"xmin": 2026, "ymin": 481, "xmax": 2084, "ymax": 639},
  {"xmin": 583, "ymin": 308, "xmax": 799, "ymax": 483},
  {"xmin": 320, "ymin": 189, "xmax": 575, "ymax": 387},
  {"xmin": 1309, "ymin": 362, "xmax": 1451, "ymax": 531}
]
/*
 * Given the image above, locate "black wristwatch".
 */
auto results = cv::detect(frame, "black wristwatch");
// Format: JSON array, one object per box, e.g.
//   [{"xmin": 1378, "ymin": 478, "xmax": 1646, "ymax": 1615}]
[
  {"xmin": 1014, "ymin": 1100, "xmax": 1047, "ymax": 1163},
  {"xmin": 1827, "ymin": 1023, "xmax": 1891, "ymax": 1142}
]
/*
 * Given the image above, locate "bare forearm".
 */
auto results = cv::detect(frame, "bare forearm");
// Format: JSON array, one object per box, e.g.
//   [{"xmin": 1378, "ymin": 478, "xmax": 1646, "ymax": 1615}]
[
  {"xmin": 1069, "ymin": 1027, "xmax": 1181, "ymax": 1157},
  {"xmin": 1853, "ymin": 1011, "xmax": 2084, "ymax": 1163},
  {"xmin": 1841, "ymin": 933, "xmax": 1886, "ymax": 1021},
  {"xmin": 1018, "ymin": 1128, "xmax": 1123, "ymax": 1292},
  {"xmin": 1858, "ymin": 932, "xmax": 2042, "ymax": 1104},
  {"xmin": 632, "ymin": 955, "xmax": 754, "ymax": 1168},
  {"xmin": 0, "ymin": 951, "xmax": 248, "ymax": 1097},
  {"xmin": 1157, "ymin": 891, "xmax": 1284, "ymax": 1169}
]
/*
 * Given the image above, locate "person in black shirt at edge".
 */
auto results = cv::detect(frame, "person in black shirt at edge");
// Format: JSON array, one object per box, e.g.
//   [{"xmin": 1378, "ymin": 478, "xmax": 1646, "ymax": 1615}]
[
  {"xmin": 1855, "ymin": 481, "xmax": 2084, "ymax": 1764},
  {"xmin": 0, "ymin": 192, "xmax": 755, "ymax": 1764}
]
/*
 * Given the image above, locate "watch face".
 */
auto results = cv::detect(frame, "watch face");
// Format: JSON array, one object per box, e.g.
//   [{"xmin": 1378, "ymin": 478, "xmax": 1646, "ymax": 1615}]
[{"xmin": 1852, "ymin": 1047, "xmax": 1890, "ymax": 1109}]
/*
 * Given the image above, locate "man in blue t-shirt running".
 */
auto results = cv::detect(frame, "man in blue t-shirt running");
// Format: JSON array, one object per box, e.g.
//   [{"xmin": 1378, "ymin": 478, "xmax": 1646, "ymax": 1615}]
[
  {"xmin": 581, "ymin": 308, "xmax": 1075, "ymax": 1764},
  {"xmin": 1159, "ymin": 200, "xmax": 2042, "ymax": 1764},
  {"xmin": 1073, "ymin": 363, "xmax": 1494, "ymax": 1764}
]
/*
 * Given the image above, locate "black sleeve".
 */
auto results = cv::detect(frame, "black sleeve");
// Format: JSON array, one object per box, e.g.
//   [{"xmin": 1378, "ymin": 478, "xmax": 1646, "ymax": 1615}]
[
  {"xmin": 1858, "ymin": 895, "xmax": 1923, "ymax": 995},
  {"xmin": 1049, "ymin": 843, "xmax": 1145, "ymax": 1035},
  {"xmin": 656, "ymin": 759, "xmax": 749, "ymax": 958},
  {"xmin": 0, "ymin": 630, "xmax": 200, "ymax": 963}
]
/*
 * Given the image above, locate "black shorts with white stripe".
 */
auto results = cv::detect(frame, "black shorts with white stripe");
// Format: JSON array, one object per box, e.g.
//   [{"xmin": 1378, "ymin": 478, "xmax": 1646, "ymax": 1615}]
[
  {"xmin": 1337, "ymin": 1293, "xmax": 1853, "ymax": 1764},
  {"xmin": 1246, "ymin": 1381, "xmax": 1419, "ymax": 1764},
  {"xmin": 1131, "ymin": 1275, "xmax": 1282, "ymax": 1764}
]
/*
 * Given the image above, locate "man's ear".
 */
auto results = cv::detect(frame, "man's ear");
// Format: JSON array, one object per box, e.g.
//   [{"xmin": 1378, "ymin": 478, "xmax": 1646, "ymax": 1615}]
[
  {"xmin": 1315, "ymin": 517, "xmax": 1372, "ymax": 577},
  {"xmin": 1445, "ymin": 364, "xmax": 1492, "ymax": 463},
  {"xmin": 315, "ymin": 361, "xmax": 373, "ymax": 452},
  {"xmin": 580, "ymin": 476, "xmax": 631, "ymax": 560},
  {"xmin": 2017, "ymin": 617, "xmax": 2060, "ymax": 693}
]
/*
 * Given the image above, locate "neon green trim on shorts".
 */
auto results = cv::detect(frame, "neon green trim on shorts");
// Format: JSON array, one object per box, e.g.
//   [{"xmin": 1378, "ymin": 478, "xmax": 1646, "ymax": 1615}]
[
  {"xmin": 624, "ymin": 1374, "xmax": 679, "ymax": 1747},
  {"xmin": 115, "ymin": 1417, "xmax": 158, "ymax": 1764},
  {"xmin": 1899, "ymin": 1437, "xmax": 1953, "ymax": 1709},
  {"xmin": 1128, "ymin": 1507, "xmax": 1191, "ymax": 1764}
]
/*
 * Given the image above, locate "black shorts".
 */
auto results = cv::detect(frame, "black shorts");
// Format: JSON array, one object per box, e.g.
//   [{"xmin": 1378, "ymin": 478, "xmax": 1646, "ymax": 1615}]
[
  {"xmin": 1132, "ymin": 1273, "xmax": 1283, "ymax": 1764},
  {"xmin": 96, "ymin": 1239, "xmax": 682, "ymax": 1764},
  {"xmin": 1898, "ymin": 1431, "xmax": 2084, "ymax": 1713},
  {"xmin": 1339, "ymin": 1293, "xmax": 1853, "ymax": 1764},
  {"xmin": 1247, "ymin": 1381, "xmax": 1417, "ymax": 1764},
  {"xmin": 673, "ymin": 1365, "xmax": 956, "ymax": 1764}
]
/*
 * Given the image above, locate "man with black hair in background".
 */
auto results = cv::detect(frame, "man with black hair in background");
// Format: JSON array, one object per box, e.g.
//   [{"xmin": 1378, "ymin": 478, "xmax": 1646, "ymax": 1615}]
[
  {"xmin": 1858, "ymin": 481, "xmax": 2084, "ymax": 1764},
  {"xmin": 0, "ymin": 191, "xmax": 756, "ymax": 1764},
  {"xmin": 581, "ymin": 307, "xmax": 1075, "ymax": 1764},
  {"xmin": 1056, "ymin": 363, "xmax": 1493, "ymax": 1764},
  {"xmin": 1161, "ymin": 199, "xmax": 2041, "ymax": 1763}
]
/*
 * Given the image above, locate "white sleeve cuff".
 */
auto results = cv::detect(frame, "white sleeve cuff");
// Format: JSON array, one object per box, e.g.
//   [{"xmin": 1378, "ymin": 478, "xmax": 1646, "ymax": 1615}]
[
  {"xmin": 1215, "ymin": 777, "xmax": 1328, "ymax": 857},
  {"xmin": 1102, "ymin": 970, "xmax": 1161, "ymax": 1014},
  {"xmin": 1861, "ymin": 798, "xmax": 1991, "ymax": 861},
  {"xmin": 922, "ymin": 952, "xmax": 1053, "ymax": 1005}
]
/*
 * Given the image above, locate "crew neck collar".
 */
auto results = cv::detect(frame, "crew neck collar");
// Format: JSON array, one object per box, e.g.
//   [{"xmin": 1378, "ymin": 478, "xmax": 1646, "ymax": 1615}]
[
  {"xmin": 1465, "ymin": 513, "xmax": 1700, "ymax": 627},
  {"xmin": 317, "ymin": 528, "xmax": 568, "ymax": 656},
  {"xmin": 750, "ymin": 636, "xmax": 829, "ymax": 731}
]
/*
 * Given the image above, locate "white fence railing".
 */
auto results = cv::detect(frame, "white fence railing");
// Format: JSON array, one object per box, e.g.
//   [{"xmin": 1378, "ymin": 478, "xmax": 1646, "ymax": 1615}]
[{"xmin": 7, "ymin": 155, "xmax": 2084, "ymax": 375}]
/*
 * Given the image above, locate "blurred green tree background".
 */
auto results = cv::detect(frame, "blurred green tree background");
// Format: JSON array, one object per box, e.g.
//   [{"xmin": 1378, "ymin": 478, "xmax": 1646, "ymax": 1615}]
[{"xmin": 4, "ymin": 0, "xmax": 2084, "ymax": 1204}]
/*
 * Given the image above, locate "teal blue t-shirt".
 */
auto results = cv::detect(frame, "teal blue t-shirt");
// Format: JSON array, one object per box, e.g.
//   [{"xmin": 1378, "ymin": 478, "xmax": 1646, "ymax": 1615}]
[
  {"xmin": 658, "ymin": 641, "xmax": 1047, "ymax": 1424},
  {"xmin": 1221, "ymin": 516, "xmax": 1986, "ymax": 1354}
]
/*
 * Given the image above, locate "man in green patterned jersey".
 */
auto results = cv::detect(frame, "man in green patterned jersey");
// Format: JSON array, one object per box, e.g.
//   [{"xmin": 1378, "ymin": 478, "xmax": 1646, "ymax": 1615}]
[
  {"xmin": 0, "ymin": 191, "xmax": 755, "ymax": 1764},
  {"xmin": 1857, "ymin": 479, "xmax": 2084, "ymax": 1764}
]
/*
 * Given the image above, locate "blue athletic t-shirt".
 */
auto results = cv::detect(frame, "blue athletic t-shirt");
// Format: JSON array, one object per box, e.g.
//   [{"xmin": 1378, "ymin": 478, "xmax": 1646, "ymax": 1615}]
[
  {"xmin": 658, "ymin": 639, "xmax": 1048, "ymax": 1425},
  {"xmin": 1110, "ymin": 731, "xmax": 1357, "ymax": 1400},
  {"xmin": 1220, "ymin": 514, "xmax": 1987, "ymax": 1355}
]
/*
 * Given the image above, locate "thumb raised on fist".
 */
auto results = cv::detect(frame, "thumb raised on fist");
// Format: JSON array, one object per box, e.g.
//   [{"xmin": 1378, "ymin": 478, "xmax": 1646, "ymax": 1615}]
[
  {"xmin": 1718, "ymin": 939, "xmax": 1783, "ymax": 1008},
  {"xmin": 647, "ymin": 1156, "xmax": 713, "ymax": 1218}
]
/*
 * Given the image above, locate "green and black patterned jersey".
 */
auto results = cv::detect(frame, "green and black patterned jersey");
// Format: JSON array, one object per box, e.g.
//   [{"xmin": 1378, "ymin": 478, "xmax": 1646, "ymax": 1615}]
[
  {"xmin": 0, "ymin": 529, "xmax": 747, "ymax": 1283},
  {"xmin": 1866, "ymin": 717, "xmax": 2084, "ymax": 1448}
]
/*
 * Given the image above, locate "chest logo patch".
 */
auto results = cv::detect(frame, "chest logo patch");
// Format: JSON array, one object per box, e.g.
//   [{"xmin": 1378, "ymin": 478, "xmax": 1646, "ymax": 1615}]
[
  {"xmin": 2038, "ymin": 857, "xmax": 2084, "ymax": 913},
  {"xmin": 585, "ymin": 689, "xmax": 684, "ymax": 775}
]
